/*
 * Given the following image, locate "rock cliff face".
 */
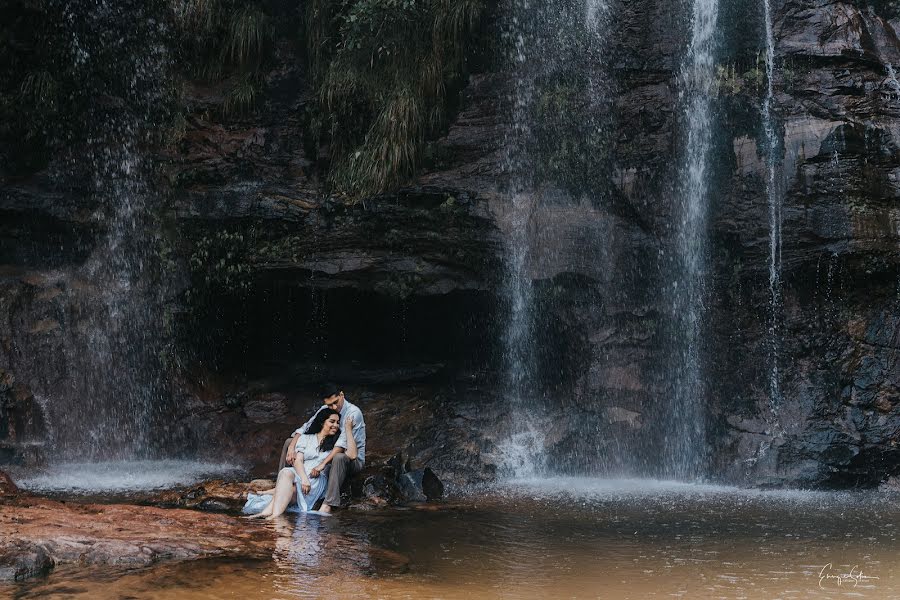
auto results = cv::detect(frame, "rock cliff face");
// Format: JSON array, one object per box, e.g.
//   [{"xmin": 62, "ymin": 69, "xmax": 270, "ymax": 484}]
[{"xmin": 2, "ymin": 0, "xmax": 900, "ymax": 487}]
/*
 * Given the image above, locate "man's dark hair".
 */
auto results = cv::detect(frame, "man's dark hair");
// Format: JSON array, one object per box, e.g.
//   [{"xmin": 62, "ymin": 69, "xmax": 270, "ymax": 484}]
[{"xmin": 322, "ymin": 382, "xmax": 341, "ymax": 399}]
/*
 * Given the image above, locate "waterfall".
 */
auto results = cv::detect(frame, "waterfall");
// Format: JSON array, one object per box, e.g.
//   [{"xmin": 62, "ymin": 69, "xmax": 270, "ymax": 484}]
[
  {"xmin": 761, "ymin": 0, "xmax": 784, "ymax": 435},
  {"xmin": 498, "ymin": 0, "xmax": 611, "ymax": 477},
  {"xmin": 498, "ymin": 191, "xmax": 542, "ymax": 478},
  {"xmin": 49, "ymin": 0, "xmax": 173, "ymax": 459},
  {"xmin": 666, "ymin": 0, "xmax": 720, "ymax": 479}
]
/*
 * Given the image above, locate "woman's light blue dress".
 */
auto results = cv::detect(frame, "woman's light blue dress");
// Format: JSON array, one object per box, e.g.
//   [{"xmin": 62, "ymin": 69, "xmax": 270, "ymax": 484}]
[{"xmin": 242, "ymin": 433, "xmax": 331, "ymax": 514}]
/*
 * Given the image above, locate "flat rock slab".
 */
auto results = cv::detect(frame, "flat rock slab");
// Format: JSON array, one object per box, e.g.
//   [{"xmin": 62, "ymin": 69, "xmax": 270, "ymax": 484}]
[
  {"xmin": 150, "ymin": 479, "xmax": 268, "ymax": 511},
  {"xmin": 0, "ymin": 496, "xmax": 272, "ymax": 581}
]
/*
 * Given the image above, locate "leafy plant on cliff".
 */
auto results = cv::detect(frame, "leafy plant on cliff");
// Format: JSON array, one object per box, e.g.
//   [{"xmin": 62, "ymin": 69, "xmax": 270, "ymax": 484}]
[
  {"xmin": 188, "ymin": 229, "xmax": 254, "ymax": 290},
  {"xmin": 175, "ymin": 0, "xmax": 273, "ymax": 115},
  {"xmin": 307, "ymin": 0, "xmax": 485, "ymax": 199},
  {"xmin": 530, "ymin": 69, "xmax": 611, "ymax": 195},
  {"xmin": 0, "ymin": 2, "xmax": 68, "ymax": 172}
]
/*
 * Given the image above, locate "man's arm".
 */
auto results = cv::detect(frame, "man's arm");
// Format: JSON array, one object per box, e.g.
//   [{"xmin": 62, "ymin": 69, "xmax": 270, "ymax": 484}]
[{"xmin": 285, "ymin": 433, "xmax": 301, "ymax": 465}]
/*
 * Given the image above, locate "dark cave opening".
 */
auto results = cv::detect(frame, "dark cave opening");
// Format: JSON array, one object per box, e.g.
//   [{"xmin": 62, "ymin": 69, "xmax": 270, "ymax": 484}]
[{"xmin": 183, "ymin": 278, "xmax": 504, "ymax": 386}]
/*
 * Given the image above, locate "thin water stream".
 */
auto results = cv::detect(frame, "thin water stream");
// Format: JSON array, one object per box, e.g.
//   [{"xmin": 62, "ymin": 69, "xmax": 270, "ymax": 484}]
[
  {"xmin": 667, "ymin": 0, "xmax": 720, "ymax": 479},
  {"xmin": 761, "ymin": 0, "xmax": 784, "ymax": 436},
  {"xmin": 5, "ymin": 480, "xmax": 899, "ymax": 599}
]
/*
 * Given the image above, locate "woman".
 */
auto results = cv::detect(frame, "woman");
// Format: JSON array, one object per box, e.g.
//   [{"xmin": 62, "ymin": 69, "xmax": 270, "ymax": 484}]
[{"xmin": 243, "ymin": 408, "xmax": 341, "ymax": 519}]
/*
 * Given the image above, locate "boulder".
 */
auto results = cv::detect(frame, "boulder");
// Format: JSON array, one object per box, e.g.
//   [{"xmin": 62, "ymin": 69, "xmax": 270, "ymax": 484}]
[{"xmin": 398, "ymin": 468, "xmax": 444, "ymax": 503}]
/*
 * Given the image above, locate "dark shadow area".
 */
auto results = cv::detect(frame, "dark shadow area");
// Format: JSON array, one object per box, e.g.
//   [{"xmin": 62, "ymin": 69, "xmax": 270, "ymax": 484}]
[{"xmin": 183, "ymin": 278, "xmax": 503, "ymax": 386}]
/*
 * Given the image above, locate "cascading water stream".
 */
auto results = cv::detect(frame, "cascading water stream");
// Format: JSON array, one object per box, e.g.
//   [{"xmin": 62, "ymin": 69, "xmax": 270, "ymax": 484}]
[
  {"xmin": 666, "ymin": 0, "xmax": 719, "ymax": 480},
  {"xmin": 498, "ymin": 192, "xmax": 542, "ymax": 478},
  {"xmin": 0, "ymin": 1, "xmax": 249, "ymax": 493},
  {"xmin": 40, "ymin": 1, "xmax": 174, "ymax": 462},
  {"xmin": 496, "ymin": 0, "xmax": 540, "ymax": 478},
  {"xmin": 761, "ymin": 0, "xmax": 785, "ymax": 436},
  {"xmin": 497, "ymin": 0, "xmax": 612, "ymax": 477}
]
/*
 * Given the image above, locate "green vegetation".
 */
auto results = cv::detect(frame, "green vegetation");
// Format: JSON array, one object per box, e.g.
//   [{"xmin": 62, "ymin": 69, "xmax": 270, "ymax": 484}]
[
  {"xmin": 714, "ymin": 53, "xmax": 767, "ymax": 97},
  {"xmin": 0, "ymin": 0, "xmax": 176, "ymax": 174},
  {"xmin": 0, "ymin": 2, "xmax": 67, "ymax": 172},
  {"xmin": 175, "ymin": 0, "xmax": 273, "ymax": 115},
  {"xmin": 306, "ymin": 0, "xmax": 485, "ymax": 199},
  {"xmin": 188, "ymin": 229, "xmax": 255, "ymax": 290},
  {"xmin": 532, "ymin": 73, "xmax": 609, "ymax": 192},
  {"xmin": 1, "ymin": 0, "xmax": 485, "ymax": 197}
]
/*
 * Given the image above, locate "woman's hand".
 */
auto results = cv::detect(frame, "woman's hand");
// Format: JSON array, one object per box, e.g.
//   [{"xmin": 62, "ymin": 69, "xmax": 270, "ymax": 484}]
[
  {"xmin": 345, "ymin": 415, "xmax": 354, "ymax": 429},
  {"xmin": 301, "ymin": 478, "xmax": 311, "ymax": 495}
]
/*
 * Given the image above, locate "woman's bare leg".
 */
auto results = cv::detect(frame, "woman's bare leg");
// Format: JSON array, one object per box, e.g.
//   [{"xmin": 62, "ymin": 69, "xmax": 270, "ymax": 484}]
[
  {"xmin": 265, "ymin": 468, "xmax": 298, "ymax": 519},
  {"xmin": 243, "ymin": 469, "xmax": 295, "ymax": 519}
]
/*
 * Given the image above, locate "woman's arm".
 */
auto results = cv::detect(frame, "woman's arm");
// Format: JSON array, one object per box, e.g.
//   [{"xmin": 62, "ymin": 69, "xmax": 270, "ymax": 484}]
[
  {"xmin": 294, "ymin": 451, "xmax": 311, "ymax": 495},
  {"xmin": 310, "ymin": 446, "xmax": 342, "ymax": 478}
]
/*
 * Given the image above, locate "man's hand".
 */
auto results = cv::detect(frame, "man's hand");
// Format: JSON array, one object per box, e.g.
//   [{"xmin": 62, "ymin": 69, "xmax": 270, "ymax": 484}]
[
  {"xmin": 309, "ymin": 466, "xmax": 322, "ymax": 478},
  {"xmin": 301, "ymin": 479, "xmax": 311, "ymax": 495},
  {"xmin": 285, "ymin": 447, "xmax": 296, "ymax": 465}
]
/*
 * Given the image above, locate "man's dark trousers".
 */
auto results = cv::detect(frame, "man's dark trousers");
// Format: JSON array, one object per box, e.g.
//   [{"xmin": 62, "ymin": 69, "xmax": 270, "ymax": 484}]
[{"xmin": 324, "ymin": 453, "xmax": 363, "ymax": 507}]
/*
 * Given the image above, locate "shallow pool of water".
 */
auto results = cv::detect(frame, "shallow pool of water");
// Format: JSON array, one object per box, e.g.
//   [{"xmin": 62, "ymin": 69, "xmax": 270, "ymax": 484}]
[{"xmin": 5, "ymin": 478, "xmax": 900, "ymax": 598}]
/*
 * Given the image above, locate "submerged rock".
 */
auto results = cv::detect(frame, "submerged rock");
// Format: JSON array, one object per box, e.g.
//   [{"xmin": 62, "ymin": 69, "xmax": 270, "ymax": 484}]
[{"xmin": 0, "ymin": 542, "xmax": 52, "ymax": 582}]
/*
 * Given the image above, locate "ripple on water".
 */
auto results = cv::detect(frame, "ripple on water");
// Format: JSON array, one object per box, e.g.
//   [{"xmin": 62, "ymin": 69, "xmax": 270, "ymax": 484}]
[{"xmin": 9, "ymin": 460, "xmax": 244, "ymax": 493}]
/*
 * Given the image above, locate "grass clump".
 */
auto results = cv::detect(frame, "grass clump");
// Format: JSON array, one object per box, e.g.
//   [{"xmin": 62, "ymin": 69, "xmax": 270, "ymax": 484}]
[
  {"xmin": 308, "ymin": 0, "xmax": 485, "ymax": 200},
  {"xmin": 175, "ymin": 0, "xmax": 273, "ymax": 114}
]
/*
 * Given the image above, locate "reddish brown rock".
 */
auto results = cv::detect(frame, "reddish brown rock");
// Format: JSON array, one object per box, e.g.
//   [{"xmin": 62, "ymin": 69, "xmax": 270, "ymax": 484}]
[
  {"xmin": 152, "ymin": 479, "xmax": 274, "ymax": 511},
  {"xmin": 0, "ymin": 496, "xmax": 272, "ymax": 581}
]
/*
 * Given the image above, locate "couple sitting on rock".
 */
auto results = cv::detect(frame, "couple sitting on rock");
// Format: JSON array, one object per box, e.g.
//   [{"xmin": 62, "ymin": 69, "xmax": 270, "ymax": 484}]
[{"xmin": 243, "ymin": 383, "xmax": 366, "ymax": 519}]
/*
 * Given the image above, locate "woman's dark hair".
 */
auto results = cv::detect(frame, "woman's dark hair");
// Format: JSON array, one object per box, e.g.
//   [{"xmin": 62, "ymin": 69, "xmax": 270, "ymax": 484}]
[{"xmin": 307, "ymin": 407, "xmax": 341, "ymax": 451}]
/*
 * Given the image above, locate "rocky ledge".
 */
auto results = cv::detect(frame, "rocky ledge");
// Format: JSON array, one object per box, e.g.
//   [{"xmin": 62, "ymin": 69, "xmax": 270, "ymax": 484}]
[
  {"xmin": 0, "ymin": 457, "xmax": 446, "ymax": 583},
  {"xmin": 0, "ymin": 493, "xmax": 271, "ymax": 582}
]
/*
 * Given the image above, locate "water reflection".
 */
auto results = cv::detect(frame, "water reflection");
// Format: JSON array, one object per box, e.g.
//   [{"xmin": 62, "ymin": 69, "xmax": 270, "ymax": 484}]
[{"xmin": 270, "ymin": 511, "xmax": 378, "ymax": 597}]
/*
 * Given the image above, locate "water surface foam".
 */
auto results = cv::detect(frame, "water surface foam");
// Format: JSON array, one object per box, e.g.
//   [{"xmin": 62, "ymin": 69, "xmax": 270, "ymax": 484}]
[{"xmin": 12, "ymin": 460, "xmax": 243, "ymax": 493}]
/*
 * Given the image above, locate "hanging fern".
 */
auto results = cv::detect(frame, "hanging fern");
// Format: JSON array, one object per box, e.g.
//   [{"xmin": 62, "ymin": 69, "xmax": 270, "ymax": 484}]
[
  {"xmin": 308, "ymin": 0, "xmax": 485, "ymax": 200},
  {"xmin": 223, "ymin": 5, "xmax": 270, "ymax": 69},
  {"xmin": 175, "ymin": 0, "xmax": 272, "ymax": 114}
]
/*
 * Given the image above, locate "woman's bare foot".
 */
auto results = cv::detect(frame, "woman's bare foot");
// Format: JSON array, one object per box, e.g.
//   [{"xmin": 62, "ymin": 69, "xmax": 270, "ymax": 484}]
[{"xmin": 242, "ymin": 513, "xmax": 268, "ymax": 519}]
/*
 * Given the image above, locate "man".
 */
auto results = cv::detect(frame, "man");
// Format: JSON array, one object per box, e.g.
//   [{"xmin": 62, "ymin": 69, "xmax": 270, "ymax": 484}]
[{"xmin": 286, "ymin": 383, "xmax": 366, "ymax": 513}]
